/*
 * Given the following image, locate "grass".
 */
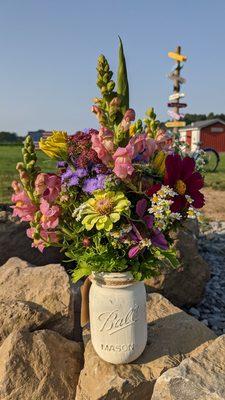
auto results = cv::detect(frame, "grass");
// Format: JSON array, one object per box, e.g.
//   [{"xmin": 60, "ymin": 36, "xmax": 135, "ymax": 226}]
[
  {"xmin": 204, "ymin": 152, "xmax": 225, "ymax": 190},
  {"xmin": 0, "ymin": 145, "xmax": 225, "ymax": 204},
  {"xmin": 0, "ymin": 145, "xmax": 56, "ymax": 204}
]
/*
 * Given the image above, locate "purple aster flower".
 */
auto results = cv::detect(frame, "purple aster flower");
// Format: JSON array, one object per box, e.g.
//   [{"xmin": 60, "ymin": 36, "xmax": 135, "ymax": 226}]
[
  {"xmin": 61, "ymin": 167, "xmax": 74, "ymax": 182},
  {"xmin": 67, "ymin": 175, "xmax": 79, "ymax": 187},
  {"xmin": 75, "ymin": 168, "xmax": 88, "ymax": 178},
  {"xmin": 82, "ymin": 174, "xmax": 107, "ymax": 194}
]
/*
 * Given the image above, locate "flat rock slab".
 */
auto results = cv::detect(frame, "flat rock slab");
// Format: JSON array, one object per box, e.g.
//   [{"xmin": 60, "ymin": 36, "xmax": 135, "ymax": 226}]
[
  {"xmin": 76, "ymin": 293, "xmax": 216, "ymax": 400},
  {"xmin": 0, "ymin": 257, "xmax": 75, "ymax": 338},
  {"xmin": 0, "ymin": 329, "xmax": 83, "ymax": 400},
  {"xmin": 152, "ymin": 334, "xmax": 225, "ymax": 400},
  {"xmin": 0, "ymin": 300, "xmax": 52, "ymax": 346}
]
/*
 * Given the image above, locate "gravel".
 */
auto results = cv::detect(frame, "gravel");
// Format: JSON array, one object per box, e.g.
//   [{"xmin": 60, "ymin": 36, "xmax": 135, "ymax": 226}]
[{"xmin": 185, "ymin": 221, "xmax": 225, "ymax": 336}]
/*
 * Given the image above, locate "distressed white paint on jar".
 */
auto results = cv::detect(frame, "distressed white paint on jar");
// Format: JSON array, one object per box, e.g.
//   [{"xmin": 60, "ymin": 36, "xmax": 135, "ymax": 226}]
[{"xmin": 89, "ymin": 272, "xmax": 147, "ymax": 364}]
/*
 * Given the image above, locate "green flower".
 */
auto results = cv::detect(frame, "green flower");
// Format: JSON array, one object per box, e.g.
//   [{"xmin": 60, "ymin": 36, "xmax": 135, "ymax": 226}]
[{"xmin": 80, "ymin": 190, "xmax": 130, "ymax": 231}]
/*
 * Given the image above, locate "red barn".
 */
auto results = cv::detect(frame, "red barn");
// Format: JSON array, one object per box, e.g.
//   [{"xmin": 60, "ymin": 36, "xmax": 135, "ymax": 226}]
[{"xmin": 179, "ymin": 119, "xmax": 225, "ymax": 152}]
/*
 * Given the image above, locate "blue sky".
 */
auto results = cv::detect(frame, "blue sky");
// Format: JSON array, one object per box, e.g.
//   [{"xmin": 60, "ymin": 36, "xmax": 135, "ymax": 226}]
[{"xmin": 0, "ymin": 0, "xmax": 225, "ymax": 135}]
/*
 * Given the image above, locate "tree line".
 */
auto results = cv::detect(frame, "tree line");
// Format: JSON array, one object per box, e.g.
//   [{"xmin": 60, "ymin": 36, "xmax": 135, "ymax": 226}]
[
  {"xmin": 184, "ymin": 113, "xmax": 225, "ymax": 125},
  {"xmin": 0, "ymin": 131, "xmax": 25, "ymax": 144}
]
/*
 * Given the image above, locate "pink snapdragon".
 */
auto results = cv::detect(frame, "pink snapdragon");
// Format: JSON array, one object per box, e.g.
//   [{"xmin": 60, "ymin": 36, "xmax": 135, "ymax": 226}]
[
  {"xmin": 128, "ymin": 132, "xmax": 157, "ymax": 161},
  {"xmin": 11, "ymin": 185, "xmax": 37, "ymax": 222},
  {"xmin": 155, "ymin": 129, "xmax": 172, "ymax": 151},
  {"xmin": 120, "ymin": 109, "xmax": 135, "ymax": 131},
  {"xmin": 40, "ymin": 199, "xmax": 61, "ymax": 230},
  {"xmin": 113, "ymin": 146, "xmax": 134, "ymax": 179},
  {"xmin": 35, "ymin": 173, "xmax": 61, "ymax": 203},
  {"xmin": 91, "ymin": 129, "xmax": 113, "ymax": 166},
  {"xmin": 27, "ymin": 227, "xmax": 59, "ymax": 253}
]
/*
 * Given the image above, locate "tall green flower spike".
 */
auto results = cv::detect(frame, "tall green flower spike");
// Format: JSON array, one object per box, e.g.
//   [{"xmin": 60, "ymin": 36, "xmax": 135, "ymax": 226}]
[{"xmin": 117, "ymin": 36, "xmax": 129, "ymax": 113}]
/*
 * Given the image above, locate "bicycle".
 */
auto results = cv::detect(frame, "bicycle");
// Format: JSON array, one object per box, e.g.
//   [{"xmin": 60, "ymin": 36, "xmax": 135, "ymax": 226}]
[{"xmin": 192, "ymin": 144, "xmax": 220, "ymax": 173}]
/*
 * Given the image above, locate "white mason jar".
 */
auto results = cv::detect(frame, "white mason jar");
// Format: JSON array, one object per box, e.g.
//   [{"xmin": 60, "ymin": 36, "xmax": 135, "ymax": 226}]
[{"xmin": 89, "ymin": 272, "xmax": 147, "ymax": 364}]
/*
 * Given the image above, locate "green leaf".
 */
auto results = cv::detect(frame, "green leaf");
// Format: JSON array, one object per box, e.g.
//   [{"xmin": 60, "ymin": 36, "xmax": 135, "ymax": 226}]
[
  {"xmin": 117, "ymin": 36, "xmax": 129, "ymax": 112},
  {"xmin": 161, "ymin": 250, "xmax": 180, "ymax": 269},
  {"xmin": 72, "ymin": 265, "xmax": 91, "ymax": 283}
]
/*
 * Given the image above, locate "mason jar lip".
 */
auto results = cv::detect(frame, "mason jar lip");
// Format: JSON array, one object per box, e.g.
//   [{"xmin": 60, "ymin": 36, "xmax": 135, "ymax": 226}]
[
  {"xmin": 90, "ymin": 271, "xmax": 135, "ymax": 287},
  {"xmin": 92, "ymin": 271, "xmax": 134, "ymax": 279}
]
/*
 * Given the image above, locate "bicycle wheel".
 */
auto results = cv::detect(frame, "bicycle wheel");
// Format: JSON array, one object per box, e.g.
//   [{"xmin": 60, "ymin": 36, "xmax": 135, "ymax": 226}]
[{"xmin": 203, "ymin": 148, "xmax": 220, "ymax": 172}]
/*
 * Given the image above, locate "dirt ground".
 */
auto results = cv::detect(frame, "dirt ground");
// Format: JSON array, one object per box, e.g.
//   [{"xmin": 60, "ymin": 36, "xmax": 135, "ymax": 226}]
[{"xmin": 202, "ymin": 188, "xmax": 225, "ymax": 221}]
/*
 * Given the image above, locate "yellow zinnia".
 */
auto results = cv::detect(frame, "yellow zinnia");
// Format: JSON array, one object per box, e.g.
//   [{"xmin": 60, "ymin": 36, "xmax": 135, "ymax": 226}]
[
  {"xmin": 80, "ymin": 190, "xmax": 130, "ymax": 231},
  {"xmin": 39, "ymin": 131, "xmax": 68, "ymax": 159}
]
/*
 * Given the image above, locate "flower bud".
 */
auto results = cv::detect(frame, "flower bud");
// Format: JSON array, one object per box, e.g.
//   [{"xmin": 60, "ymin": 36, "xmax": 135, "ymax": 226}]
[
  {"xmin": 16, "ymin": 162, "xmax": 24, "ymax": 171},
  {"xmin": 107, "ymin": 81, "xmax": 115, "ymax": 92},
  {"xmin": 124, "ymin": 108, "xmax": 135, "ymax": 122},
  {"xmin": 110, "ymin": 97, "xmax": 121, "ymax": 107},
  {"xmin": 82, "ymin": 237, "xmax": 91, "ymax": 247}
]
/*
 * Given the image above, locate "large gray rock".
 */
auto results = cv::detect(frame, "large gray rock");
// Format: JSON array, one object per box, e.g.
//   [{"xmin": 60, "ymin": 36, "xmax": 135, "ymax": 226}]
[
  {"xmin": 0, "ymin": 329, "xmax": 83, "ymax": 400},
  {"xmin": 0, "ymin": 257, "xmax": 75, "ymax": 338},
  {"xmin": 0, "ymin": 215, "xmax": 63, "ymax": 266},
  {"xmin": 145, "ymin": 221, "xmax": 210, "ymax": 306},
  {"xmin": 0, "ymin": 300, "xmax": 52, "ymax": 346},
  {"xmin": 152, "ymin": 334, "xmax": 225, "ymax": 400},
  {"xmin": 76, "ymin": 293, "xmax": 216, "ymax": 400}
]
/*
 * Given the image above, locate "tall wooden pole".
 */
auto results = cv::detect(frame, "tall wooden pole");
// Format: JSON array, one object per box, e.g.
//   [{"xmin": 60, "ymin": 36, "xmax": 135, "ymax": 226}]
[
  {"xmin": 166, "ymin": 46, "xmax": 187, "ymax": 136},
  {"xmin": 173, "ymin": 46, "xmax": 181, "ymax": 135}
]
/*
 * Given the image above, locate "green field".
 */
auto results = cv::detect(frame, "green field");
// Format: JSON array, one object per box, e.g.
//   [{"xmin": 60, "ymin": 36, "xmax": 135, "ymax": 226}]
[
  {"xmin": 0, "ymin": 145, "xmax": 56, "ymax": 203},
  {"xmin": 204, "ymin": 152, "xmax": 225, "ymax": 190},
  {"xmin": 0, "ymin": 145, "xmax": 225, "ymax": 203}
]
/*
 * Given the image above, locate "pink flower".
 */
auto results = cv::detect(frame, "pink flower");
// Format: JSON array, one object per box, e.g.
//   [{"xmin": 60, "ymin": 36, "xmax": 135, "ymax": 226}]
[
  {"xmin": 113, "ymin": 147, "xmax": 134, "ymax": 179},
  {"xmin": 120, "ymin": 108, "xmax": 136, "ymax": 131},
  {"xmin": 155, "ymin": 129, "xmax": 172, "ymax": 151},
  {"xmin": 11, "ymin": 180, "xmax": 22, "ymax": 194},
  {"xmin": 35, "ymin": 173, "xmax": 61, "ymax": 203},
  {"xmin": 128, "ymin": 133, "xmax": 157, "ymax": 161},
  {"xmin": 99, "ymin": 127, "xmax": 114, "ymax": 153},
  {"xmin": 40, "ymin": 199, "xmax": 61, "ymax": 230},
  {"xmin": 91, "ymin": 131, "xmax": 113, "ymax": 166},
  {"xmin": 11, "ymin": 189, "xmax": 37, "ymax": 222},
  {"xmin": 27, "ymin": 227, "xmax": 59, "ymax": 253}
]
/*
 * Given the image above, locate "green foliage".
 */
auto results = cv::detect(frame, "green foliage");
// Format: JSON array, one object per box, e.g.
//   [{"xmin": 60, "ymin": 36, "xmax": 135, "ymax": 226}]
[{"xmin": 117, "ymin": 36, "xmax": 129, "ymax": 112}]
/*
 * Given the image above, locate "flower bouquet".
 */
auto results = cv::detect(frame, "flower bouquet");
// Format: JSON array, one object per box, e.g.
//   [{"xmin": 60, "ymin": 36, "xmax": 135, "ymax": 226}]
[{"xmin": 12, "ymin": 39, "xmax": 205, "ymax": 363}]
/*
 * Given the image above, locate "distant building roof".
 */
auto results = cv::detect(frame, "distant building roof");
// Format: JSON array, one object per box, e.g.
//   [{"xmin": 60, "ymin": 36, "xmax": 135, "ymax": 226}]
[{"xmin": 182, "ymin": 118, "xmax": 225, "ymax": 130}]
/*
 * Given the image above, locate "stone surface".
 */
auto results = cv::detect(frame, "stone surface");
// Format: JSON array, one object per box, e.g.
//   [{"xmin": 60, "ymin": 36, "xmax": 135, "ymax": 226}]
[
  {"xmin": 152, "ymin": 334, "xmax": 225, "ymax": 400},
  {"xmin": 76, "ymin": 293, "xmax": 216, "ymax": 400},
  {"xmin": 0, "ymin": 329, "xmax": 83, "ymax": 400},
  {"xmin": 0, "ymin": 257, "xmax": 75, "ymax": 338},
  {"xmin": 0, "ymin": 300, "xmax": 52, "ymax": 346},
  {"xmin": 0, "ymin": 216, "xmax": 63, "ymax": 266},
  {"xmin": 145, "ymin": 220, "xmax": 210, "ymax": 307}
]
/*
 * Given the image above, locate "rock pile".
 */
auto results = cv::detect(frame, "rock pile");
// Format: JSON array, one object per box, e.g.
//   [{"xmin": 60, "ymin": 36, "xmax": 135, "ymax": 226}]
[
  {"xmin": 0, "ymin": 257, "xmax": 224, "ymax": 399},
  {"xmin": 0, "ymin": 257, "xmax": 83, "ymax": 399}
]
